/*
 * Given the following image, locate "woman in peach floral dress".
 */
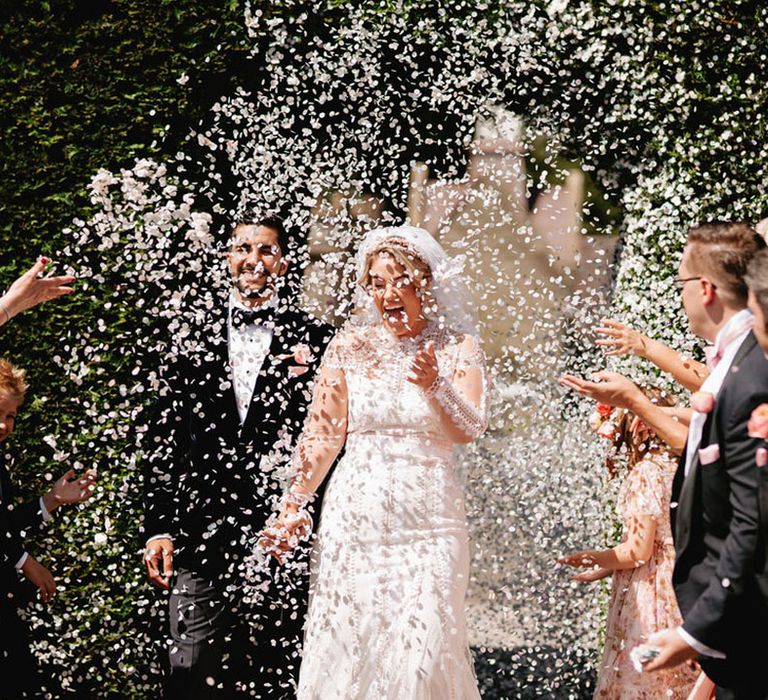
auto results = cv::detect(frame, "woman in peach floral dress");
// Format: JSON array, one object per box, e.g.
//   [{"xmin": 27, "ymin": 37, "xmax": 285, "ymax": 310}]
[{"xmin": 559, "ymin": 393, "xmax": 697, "ymax": 699}]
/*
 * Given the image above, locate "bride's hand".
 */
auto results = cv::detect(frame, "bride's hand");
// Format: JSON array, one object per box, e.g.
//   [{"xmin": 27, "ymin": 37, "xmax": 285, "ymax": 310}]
[
  {"xmin": 257, "ymin": 507, "xmax": 313, "ymax": 565},
  {"xmin": 407, "ymin": 341, "xmax": 439, "ymax": 390}
]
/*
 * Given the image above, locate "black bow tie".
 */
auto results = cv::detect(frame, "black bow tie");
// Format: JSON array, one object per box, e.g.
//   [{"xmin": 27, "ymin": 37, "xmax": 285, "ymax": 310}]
[{"xmin": 231, "ymin": 305, "xmax": 274, "ymax": 328}]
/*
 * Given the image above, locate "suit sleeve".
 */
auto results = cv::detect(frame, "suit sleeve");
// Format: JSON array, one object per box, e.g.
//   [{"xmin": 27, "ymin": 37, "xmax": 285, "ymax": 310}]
[
  {"xmin": 1, "ymin": 497, "xmax": 27, "ymax": 570},
  {"xmin": 681, "ymin": 385, "xmax": 768, "ymax": 648},
  {"xmin": 141, "ymin": 357, "xmax": 189, "ymax": 543}
]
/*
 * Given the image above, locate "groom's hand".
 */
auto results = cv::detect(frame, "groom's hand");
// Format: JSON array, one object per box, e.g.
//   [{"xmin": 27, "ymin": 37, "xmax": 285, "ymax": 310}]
[
  {"xmin": 558, "ymin": 371, "xmax": 642, "ymax": 410},
  {"xmin": 144, "ymin": 538, "xmax": 173, "ymax": 590}
]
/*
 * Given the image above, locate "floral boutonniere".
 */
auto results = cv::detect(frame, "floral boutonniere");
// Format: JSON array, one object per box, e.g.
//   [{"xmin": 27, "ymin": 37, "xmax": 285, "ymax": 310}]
[
  {"xmin": 748, "ymin": 404, "xmax": 768, "ymax": 467},
  {"xmin": 748, "ymin": 404, "xmax": 768, "ymax": 439},
  {"xmin": 276, "ymin": 343, "xmax": 315, "ymax": 378},
  {"xmin": 691, "ymin": 391, "xmax": 715, "ymax": 414}
]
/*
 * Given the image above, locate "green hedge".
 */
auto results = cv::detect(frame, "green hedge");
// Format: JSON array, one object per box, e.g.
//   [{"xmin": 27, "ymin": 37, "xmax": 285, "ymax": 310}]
[{"xmin": 2, "ymin": 1, "xmax": 768, "ymax": 697}]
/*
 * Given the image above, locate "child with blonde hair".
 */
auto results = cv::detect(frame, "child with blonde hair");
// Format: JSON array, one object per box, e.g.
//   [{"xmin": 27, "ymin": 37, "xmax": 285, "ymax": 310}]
[{"xmin": 0, "ymin": 359, "xmax": 97, "ymax": 697}]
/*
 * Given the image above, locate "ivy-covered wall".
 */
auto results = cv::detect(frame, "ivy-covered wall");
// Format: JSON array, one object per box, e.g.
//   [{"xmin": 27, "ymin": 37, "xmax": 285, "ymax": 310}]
[{"xmin": 2, "ymin": 1, "xmax": 768, "ymax": 698}]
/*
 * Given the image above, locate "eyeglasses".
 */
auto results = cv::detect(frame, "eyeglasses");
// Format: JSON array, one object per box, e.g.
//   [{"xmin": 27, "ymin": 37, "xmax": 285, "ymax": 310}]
[{"xmin": 673, "ymin": 276, "xmax": 716, "ymax": 290}]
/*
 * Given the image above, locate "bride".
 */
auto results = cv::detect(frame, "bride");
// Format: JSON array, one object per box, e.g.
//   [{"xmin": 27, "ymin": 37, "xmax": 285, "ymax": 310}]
[{"xmin": 259, "ymin": 225, "xmax": 489, "ymax": 699}]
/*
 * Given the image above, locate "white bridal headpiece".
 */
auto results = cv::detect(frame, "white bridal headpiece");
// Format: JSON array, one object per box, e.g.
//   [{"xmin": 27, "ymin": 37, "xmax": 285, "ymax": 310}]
[{"xmin": 352, "ymin": 224, "xmax": 478, "ymax": 335}]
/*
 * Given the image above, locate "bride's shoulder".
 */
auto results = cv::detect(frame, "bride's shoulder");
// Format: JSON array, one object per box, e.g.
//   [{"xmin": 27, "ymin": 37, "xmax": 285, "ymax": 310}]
[{"xmin": 436, "ymin": 327, "xmax": 485, "ymax": 366}]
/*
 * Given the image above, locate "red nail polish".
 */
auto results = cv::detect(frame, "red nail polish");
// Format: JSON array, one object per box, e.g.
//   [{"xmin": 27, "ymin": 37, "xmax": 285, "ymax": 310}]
[{"xmin": 40, "ymin": 256, "xmax": 49, "ymax": 265}]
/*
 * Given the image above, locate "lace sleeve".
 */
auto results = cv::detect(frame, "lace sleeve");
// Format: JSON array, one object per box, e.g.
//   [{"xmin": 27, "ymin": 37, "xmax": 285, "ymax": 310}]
[
  {"xmin": 285, "ymin": 334, "xmax": 349, "ymax": 503},
  {"xmin": 427, "ymin": 333, "xmax": 489, "ymax": 441}
]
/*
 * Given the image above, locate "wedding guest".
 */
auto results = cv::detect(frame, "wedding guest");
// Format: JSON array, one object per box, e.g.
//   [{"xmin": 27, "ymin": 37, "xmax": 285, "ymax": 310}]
[
  {"xmin": 559, "ymin": 389, "xmax": 697, "ymax": 699},
  {"xmin": 596, "ymin": 318, "xmax": 708, "ymax": 391},
  {"xmin": 0, "ymin": 359, "xmax": 97, "ymax": 698},
  {"xmin": 562, "ymin": 222, "xmax": 768, "ymax": 696},
  {"xmin": 746, "ymin": 248, "xmax": 768, "ymax": 354},
  {"xmin": 0, "ymin": 257, "xmax": 75, "ymax": 326}
]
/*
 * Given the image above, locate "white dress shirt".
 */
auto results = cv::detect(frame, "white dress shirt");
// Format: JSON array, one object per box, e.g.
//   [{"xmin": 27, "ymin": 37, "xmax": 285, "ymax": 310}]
[
  {"xmin": 684, "ymin": 308, "xmax": 754, "ymax": 478},
  {"xmin": 146, "ymin": 293, "xmax": 275, "ymax": 546},
  {"xmin": 228, "ymin": 293, "xmax": 275, "ymax": 424},
  {"xmin": 677, "ymin": 307, "xmax": 754, "ymax": 659}
]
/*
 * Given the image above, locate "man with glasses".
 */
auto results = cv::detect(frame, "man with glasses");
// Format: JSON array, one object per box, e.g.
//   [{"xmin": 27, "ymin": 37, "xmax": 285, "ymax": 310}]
[{"xmin": 561, "ymin": 221, "xmax": 768, "ymax": 698}]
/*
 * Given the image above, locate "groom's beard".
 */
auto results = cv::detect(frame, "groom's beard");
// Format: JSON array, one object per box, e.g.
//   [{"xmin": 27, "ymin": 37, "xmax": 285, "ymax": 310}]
[{"xmin": 233, "ymin": 270, "xmax": 282, "ymax": 300}]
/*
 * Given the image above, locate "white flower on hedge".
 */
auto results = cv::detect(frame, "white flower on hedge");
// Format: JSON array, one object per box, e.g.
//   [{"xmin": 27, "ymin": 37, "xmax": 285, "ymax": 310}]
[{"xmin": 88, "ymin": 168, "xmax": 118, "ymax": 198}]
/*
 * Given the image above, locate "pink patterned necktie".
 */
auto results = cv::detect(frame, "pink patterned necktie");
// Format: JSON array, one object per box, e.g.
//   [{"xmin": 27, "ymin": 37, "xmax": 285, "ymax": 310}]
[{"xmin": 704, "ymin": 314, "xmax": 754, "ymax": 370}]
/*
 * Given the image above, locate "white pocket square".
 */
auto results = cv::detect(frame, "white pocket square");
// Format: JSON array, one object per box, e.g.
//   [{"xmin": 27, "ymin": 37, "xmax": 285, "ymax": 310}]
[{"xmin": 698, "ymin": 444, "xmax": 720, "ymax": 465}]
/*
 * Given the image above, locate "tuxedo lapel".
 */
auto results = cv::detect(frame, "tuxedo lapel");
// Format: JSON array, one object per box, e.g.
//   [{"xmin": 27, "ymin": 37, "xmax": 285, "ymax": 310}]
[
  {"xmin": 195, "ymin": 304, "xmax": 241, "ymax": 431},
  {"xmin": 675, "ymin": 333, "xmax": 758, "ymax": 557},
  {"xmin": 241, "ymin": 308, "xmax": 301, "ymax": 439},
  {"xmin": 675, "ymin": 424, "xmax": 707, "ymax": 554}
]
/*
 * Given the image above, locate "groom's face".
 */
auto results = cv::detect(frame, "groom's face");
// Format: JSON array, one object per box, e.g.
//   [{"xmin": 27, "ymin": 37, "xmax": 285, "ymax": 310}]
[{"xmin": 228, "ymin": 224, "xmax": 288, "ymax": 302}]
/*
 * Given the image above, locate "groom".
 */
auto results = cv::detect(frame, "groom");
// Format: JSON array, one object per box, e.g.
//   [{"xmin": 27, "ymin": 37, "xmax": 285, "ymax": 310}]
[{"xmin": 142, "ymin": 214, "xmax": 335, "ymax": 698}]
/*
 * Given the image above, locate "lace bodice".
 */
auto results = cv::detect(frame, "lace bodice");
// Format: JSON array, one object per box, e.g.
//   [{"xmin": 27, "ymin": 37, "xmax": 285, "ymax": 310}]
[{"xmin": 322, "ymin": 322, "xmax": 488, "ymax": 439}]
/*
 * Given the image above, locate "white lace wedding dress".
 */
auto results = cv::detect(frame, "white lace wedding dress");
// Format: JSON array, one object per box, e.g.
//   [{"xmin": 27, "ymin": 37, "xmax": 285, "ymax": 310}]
[{"xmin": 295, "ymin": 321, "xmax": 488, "ymax": 700}]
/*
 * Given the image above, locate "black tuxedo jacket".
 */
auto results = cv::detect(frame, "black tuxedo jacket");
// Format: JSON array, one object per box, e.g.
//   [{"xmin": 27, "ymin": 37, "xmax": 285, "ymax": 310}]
[
  {"xmin": 0, "ymin": 451, "xmax": 46, "ymax": 603},
  {"xmin": 141, "ymin": 300, "xmax": 335, "ymax": 582},
  {"xmin": 671, "ymin": 332, "xmax": 768, "ymax": 687}
]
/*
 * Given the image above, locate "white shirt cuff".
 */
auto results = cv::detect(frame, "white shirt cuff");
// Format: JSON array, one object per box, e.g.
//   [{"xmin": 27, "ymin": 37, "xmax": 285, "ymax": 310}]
[
  {"xmin": 677, "ymin": 626, "xmax": 726, "ymax": 659},
  {"xmin": 145, "ymin": 534, "xmax": 173, "ymax": 547},
  {"xmin": 39, "ymin": 496, "xmax": 51, "ymax": 522},
  {"xmin": 15, "ymin": 551, "xmax": 29, "ymax": 570}
]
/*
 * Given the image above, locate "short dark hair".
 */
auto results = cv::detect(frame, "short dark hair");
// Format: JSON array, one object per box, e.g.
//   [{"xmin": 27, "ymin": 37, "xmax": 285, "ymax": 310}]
[
  {"xmin": 745, "ymin": 247, "xmax": 768, "ymax": 326},
  {"xmin": 231, "ymin": 212, "xmax": 291, "ymax": 254},
  {"xmin": 686, "ymin": 221, "xmax": 766, "ymax": 305}
]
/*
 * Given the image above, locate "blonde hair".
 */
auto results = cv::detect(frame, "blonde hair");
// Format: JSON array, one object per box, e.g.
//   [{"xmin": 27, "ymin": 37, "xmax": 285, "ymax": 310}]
[
  {"xmin": 0, "ymin": 359, "xmax": 29, "ymax": 405},
  {"xmin": 357, "ymin": 238, "xmax": 432, "ymax": 289}
]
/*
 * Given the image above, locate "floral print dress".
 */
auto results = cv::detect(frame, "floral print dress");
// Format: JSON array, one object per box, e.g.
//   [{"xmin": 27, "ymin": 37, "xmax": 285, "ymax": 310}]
[{"xmin": 594, "ymin": 452, "xmax": 697, "ymax": 699}]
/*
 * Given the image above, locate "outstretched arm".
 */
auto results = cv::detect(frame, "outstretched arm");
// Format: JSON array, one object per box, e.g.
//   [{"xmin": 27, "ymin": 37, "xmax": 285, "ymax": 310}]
[
  {"xmin": 596, "ymin": 319, "xmax": 708, "ymax": 392},
  {"xmin": 408, "ymin": 335, "xmax": 489, "ymax": 443},
  {"xmin": 559, "ymin": 514, "xmax": 657, "ymax": 577},
  {"xmin": 0, "ymin": 258, "xmax": 75, "ymax": 325},
  {"xmin": 559, "ymin": 371, "xmax": 688, "ymax": 454},
  {"xmin": 259, "ymin": 353, "xmax": 348, "ymax": 562}
]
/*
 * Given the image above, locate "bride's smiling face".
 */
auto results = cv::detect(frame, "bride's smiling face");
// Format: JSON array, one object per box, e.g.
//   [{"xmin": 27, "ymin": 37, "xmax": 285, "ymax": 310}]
[{"xmin": 367, "ymin": 253, "xmax": 427, "ymax": 337}]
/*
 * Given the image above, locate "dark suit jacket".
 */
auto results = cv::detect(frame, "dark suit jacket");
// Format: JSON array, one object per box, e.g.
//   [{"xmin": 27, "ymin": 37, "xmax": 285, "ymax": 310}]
[
  {"xmin": 671, "ymin": 332, "xmax": 768, "ymax": 687},
  {"xmin": 0, "ymin": 451, "xmax": 47, "ymax": 604},
  {"xmin": 141, "ymin": 300, "xmax": 335, "ymax": 582}
]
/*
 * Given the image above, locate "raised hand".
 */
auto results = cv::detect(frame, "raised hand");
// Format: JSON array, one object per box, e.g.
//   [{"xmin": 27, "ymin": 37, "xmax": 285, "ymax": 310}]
[
  {"xmin": 0, "ymin": 258, "xmax": 76, "ymax": 323},
  {"xmin": 595, "ymin": 319, "xmax": 647, "ymax": 357},
  {"xmin": 144, "ymin": 537, "xmax": 174, "ymax": 590},
  {"xmin": 21, "ymin": 555, "xmax": 56, "ymax": 603},
  {"xmin": 558, "ymin": 370, "xmax": 642, "ymax": 410},
  {"xmin": 407, "ymin": 341, "xmax": 439, "ymax": 391},
  {"xmin": 42, "ymin": 469, "xmax": 97, "ymax": 513}
]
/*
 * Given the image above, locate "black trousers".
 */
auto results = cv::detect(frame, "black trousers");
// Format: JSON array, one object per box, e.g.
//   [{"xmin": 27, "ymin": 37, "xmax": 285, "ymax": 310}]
[
  {"xmin": 0, "ymin": 601, "xmax": 42, "ymax": 699},
  {"xmin": 165, "ymin": 567, "xmax": 302, "ymax": 700}
]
